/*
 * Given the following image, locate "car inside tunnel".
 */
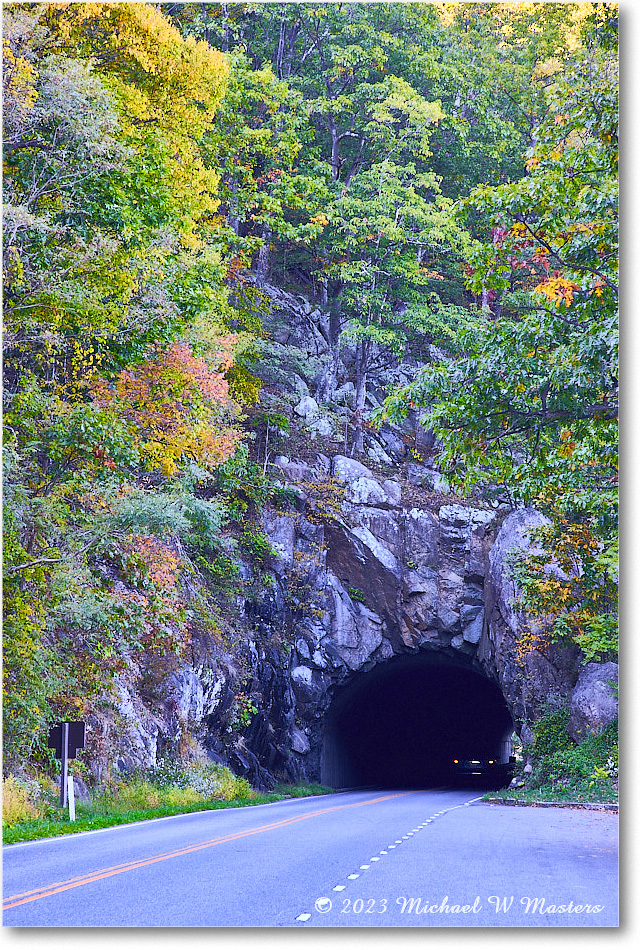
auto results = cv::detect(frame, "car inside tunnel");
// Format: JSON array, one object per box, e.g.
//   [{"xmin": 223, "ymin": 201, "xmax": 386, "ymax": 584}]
[{"xmin": 321, "ymin": 652, "xmax": 514, "ymax": 790}]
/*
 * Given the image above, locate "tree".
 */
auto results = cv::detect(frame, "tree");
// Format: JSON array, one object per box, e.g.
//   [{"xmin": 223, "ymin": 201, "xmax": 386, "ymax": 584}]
[
  {"xmin": 380, "ymin": 8, "xmax": 618, "ymax": 660},
  {"xmin": 2, "ymin": 2, "xmax": 244, "ymax": 764}
]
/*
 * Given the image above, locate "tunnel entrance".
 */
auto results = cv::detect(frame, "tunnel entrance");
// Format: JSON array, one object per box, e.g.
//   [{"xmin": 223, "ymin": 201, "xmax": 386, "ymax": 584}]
[{"xmin": 321, "ymin": 652, "xmax": 513, "ymax": 789}]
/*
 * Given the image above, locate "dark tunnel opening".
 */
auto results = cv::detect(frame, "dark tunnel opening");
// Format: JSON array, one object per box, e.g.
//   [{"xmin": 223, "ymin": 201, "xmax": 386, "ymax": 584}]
[{"xmin": 321, "ymin": 653, "xmax": 514, "ymax": 790}]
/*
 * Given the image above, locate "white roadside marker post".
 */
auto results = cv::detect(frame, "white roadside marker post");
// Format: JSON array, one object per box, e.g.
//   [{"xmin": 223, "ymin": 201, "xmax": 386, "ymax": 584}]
[{"xmin": 67, "ymin": 774, "xmax": 76, "ymax": 821}]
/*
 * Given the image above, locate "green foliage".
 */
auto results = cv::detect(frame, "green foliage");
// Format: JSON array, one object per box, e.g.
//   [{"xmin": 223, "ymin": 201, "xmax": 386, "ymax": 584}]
[
  {"xmin": 3, "ymin": 2, "xmax": 619, "ymax": 787},
  {"xmin": 529, "ymin": 719, "xmax": 618, "ymax": 795},
  {"xmin": 348, "ymin": 587, "xmax": 366, "ymax": 605},
  {"xmin": 531, "ymin": 706, "xmax": 574, "ymax": 759},
  {"xmin": 380, "ymin": 13, "xmax": 618, "ymax": 661},
  {"xmin": 227, "ymin": 694, "xmax": 258, "ymax": 733},
  {"xmin": 240, "ymin": 526, "xmax": 276, "ymax": 564},
  {"xmin": 2, "ymin": 775, "xmax": 42, "ymax": 825},
  {"xmin": 510, "ymin": 522, "xmax": 618, "ymax": 663}
]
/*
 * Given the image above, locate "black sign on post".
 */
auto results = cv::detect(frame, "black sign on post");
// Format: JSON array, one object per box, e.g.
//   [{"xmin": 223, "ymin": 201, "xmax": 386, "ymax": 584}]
[{"xmin": 48, "ymin": 721, "xmax": 86, "ymax": 808}]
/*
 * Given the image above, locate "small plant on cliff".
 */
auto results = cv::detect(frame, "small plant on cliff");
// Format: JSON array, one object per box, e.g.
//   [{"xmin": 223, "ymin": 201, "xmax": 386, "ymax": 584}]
[
  {"xmin": 299, "ymin": 477, "xmax": 346, "ymax": 525},
  {"xmin": 240, "ymin": 526, "xmax": 276, "ymax": 564},
  {"xmin": 227, "ymin": 692, "xmax": 258, "ymax": 732},
  {"xmin": 348, "ymin": 586, "xmax": 366, "ymax": 604}
]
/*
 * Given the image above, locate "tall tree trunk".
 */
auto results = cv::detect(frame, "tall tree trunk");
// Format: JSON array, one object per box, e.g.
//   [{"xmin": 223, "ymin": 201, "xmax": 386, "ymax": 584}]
[
  {"xmin": 255, "ymin": 226, "xmax": 272, "ymax": 286},
  {"xmin": 329, "ymin": 119, "xmax": 341, "ymax": 181},
  {"xmin": 352, "ymin": 338, "xmax": 369, "ymax": 455},
  {"xmin": 221, "ymin": 4, "xmax": 230, "ymax": 52},
  {"xmin": 315, "ymin": 283, "xmax": 343, "ymax": 401}
]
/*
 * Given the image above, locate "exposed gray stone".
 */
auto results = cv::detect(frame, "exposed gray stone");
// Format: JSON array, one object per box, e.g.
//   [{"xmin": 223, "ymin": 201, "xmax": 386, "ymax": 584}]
[
  {"xmin": 347, "ymin": 476, "xmax": 389, "ymax": 506},
  {"xmin": 329, "ymin": 578, "xmax": 385, "ymax": 671},
  {"xmin": 367, "ymin": 441, "xmax": 393, "ymax": 466},
  {"xmin": 307, "ymin": 416, "xmax": 335, "ymax": 438},
  {"xmin": 334, "ymin": 382, "xmax": 356, "ymax": 403},
  {"xmin": 272, "ymin": 456, "xmax": 310, "ymax": 482},
  {"xmin": 378, "ymin": 427, "xmax": 406, "ymax": 460},
  {"xmin": 407, "ymin": 464, "xmax": 449, "ymax": 493},
  {"xmin": 166, "ymin": 668, "xmax": 205, "ymax": 726},
  {"xmin": 294, "ymin": 395, "xmax": 319, "ymax": 420},
  {"xmin": 485, "ymin": 507, "xmax": 581, "ymax": 740},
  {"xmin": 332, "ymin": 455, "xmax": 374, "ymax": 482},
  {"xmin": 293, "ymin": 375, "xmax": 310, "ymax": 398},
  {"xmin": 488, "ymin": 508, "xmax": 550, "ymax": 634},
  {"xmin": 383, "ymin": 479, "xmax": 402, "ymax": 506},
  {"xmin": 72, "ymin": 776, "xmax": 92, "ymax": 804},
  {"xmin": 262, "ymin": 512, "xmax": 296, "ymax": 573},
  {"xmin": 350, "ymin": 525, "xmax": 402, "ymax": 578},
  {"xmin": 568, "ymin": 662, "xmax": 618, "ymax": 742},
  {"xmin": 112, "ymin": 678, "xmax": 161, "ymax": 772},
  {"xmin": 462, "ymin": 609, "xmax": 484, "ymax": 644},
  {"xmin": 291, "ymin": 726, "xmax": 310, "ymax": 754}
]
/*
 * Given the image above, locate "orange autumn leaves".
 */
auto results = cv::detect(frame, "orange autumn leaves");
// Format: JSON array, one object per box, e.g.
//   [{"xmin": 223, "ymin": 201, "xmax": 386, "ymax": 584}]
[{"xmin": 92, "ymin": 340, "xmax": 242, "ymax": 476}]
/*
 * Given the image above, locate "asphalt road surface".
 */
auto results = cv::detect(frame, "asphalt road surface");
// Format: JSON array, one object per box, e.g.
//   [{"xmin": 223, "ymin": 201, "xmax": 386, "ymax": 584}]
[{"xmin": 3, "ymin": 789, "xmax": 618, "ymax": 927}]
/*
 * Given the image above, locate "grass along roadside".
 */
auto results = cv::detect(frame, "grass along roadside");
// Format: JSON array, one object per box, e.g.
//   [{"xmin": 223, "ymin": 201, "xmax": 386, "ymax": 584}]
[
  {"xmin": 481, "ymin": 784, "xmax": 618, "ymax": 808},
  {"xmin": 481, "ymin": 714, "xmax": 618, "ymax": 808},
  {"xmin": 3, "ymin": 778, "xmax": 333, "ymax": 845}
]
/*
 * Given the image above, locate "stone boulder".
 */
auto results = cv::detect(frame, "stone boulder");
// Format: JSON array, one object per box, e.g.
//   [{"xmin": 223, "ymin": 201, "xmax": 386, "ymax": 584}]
[
  {"xmin": 485, "ymin": 508, "xmax": 581, "ymax": 738},
  {"xmin": 332, "ymin": 455, "xmax": 373, "ymax": 483},
  {"xmin": 488, "ymin": 508, "xmax": 550, "ymax": 634},
  {"xmin": 262, "ymin": 511, "xmax": 296, "ymax": 573},
  {"xmin": 294, "ymin": 395, "xmax": 319, "ymax": 421},
  {"xmin": 332, "ymin": 455, "xmax": 400, "ymax": 506},
  {"xmin": 568, "ymin": 662, "xmax": 618, "ymax": 742},
  {"xmin": 273, "ymin": 456, "xmax": 310, "ymax": 482}
]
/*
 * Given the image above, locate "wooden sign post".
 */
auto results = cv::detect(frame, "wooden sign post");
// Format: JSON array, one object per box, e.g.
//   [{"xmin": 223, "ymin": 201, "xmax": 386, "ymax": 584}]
[{"xmin": 47, "ymin": 721, "xmax": 86, "ymax": 813}]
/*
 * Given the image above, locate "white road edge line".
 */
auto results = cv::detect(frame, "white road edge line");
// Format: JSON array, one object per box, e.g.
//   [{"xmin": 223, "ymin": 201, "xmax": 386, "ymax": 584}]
[{"xmin": 3, "ymin": 792, "xmax": 360, "ymax": 848}]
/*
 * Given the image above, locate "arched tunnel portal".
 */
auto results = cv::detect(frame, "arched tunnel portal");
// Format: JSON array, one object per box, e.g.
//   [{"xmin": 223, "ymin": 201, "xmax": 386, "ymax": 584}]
[{"xmin": 321, "ymin": 652, "xmax": 514, "ymax": 789}]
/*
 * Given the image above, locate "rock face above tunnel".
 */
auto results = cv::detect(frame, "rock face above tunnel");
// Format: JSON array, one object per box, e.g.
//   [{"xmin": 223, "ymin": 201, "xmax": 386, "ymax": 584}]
[
  {"xmin": 82, "ymin": 283, "xmax": 611, "ymax": 791},
  {"xmin": 248, "ymin": 454, "xmax": 517, "ymax": 780},
  {"xmin": 102, "ymin": 457, "xmax": 605, "ymax": 790},
  {"xmin": 483, "ymin": 508, "xmax": 601, "ymax": 747}
]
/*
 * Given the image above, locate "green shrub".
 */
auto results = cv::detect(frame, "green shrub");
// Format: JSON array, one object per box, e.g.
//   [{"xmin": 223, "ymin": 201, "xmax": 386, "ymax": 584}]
[
  {"xmin": 532, "ymin": 706, "xmax": 574, "ymax": 758},
  {"xmin": 146, "ymin": 758, "xmax": 253, "ymax": 802},
  {"xmin": 3, "ymin": 776, "xmax": 42, "ymax": 825},
  {"xmin": 348, "ymin": 586, "xmax": 366, "ymax": 604},
  {"xmin": 530, "ymin": 718, "xmax": 618, "ymax": 795},
  {"xmin": 161, "ymin": 786, "xmax": 204, "ymax": 807},
  {"xmin": 101, "ymin": 779, "xmax": 162, "ymax": 812},
  {"xmin": 240, "ymin": 526, "xmax": 276, "ymax": 563}
]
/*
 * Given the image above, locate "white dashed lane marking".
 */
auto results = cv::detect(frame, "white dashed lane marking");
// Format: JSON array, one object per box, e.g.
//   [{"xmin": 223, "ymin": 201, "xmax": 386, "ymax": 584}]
[{"xmin": 295, "ymin": 795, "xmax": 483, "ymax": 922}]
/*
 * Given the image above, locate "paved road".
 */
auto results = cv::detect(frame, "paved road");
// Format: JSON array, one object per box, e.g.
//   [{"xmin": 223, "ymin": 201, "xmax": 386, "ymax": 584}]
[{"xmin": 3, "ymin": 789, "xmax": 618, "ymax": 927}]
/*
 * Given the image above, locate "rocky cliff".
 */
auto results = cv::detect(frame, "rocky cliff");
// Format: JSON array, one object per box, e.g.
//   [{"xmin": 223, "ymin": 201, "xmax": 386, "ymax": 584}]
[{"xmin": 89, "ymin": 284, "xmax": 617, "ymax": 788}]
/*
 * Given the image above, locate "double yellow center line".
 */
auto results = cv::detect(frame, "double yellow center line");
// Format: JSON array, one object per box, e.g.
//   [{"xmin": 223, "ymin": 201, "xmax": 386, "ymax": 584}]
[{"xmin": 4, "ymin": 791, "xmax": 416, "ymax": 910}]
